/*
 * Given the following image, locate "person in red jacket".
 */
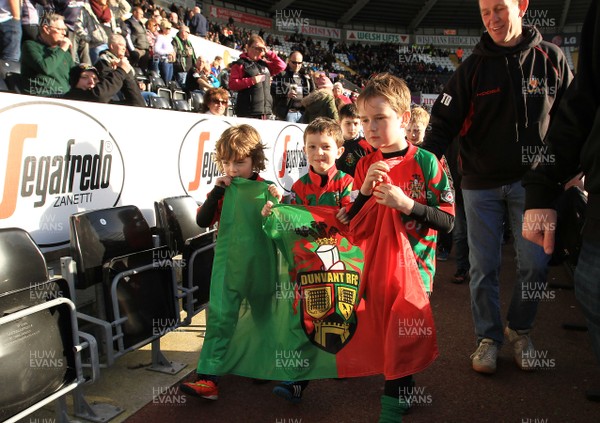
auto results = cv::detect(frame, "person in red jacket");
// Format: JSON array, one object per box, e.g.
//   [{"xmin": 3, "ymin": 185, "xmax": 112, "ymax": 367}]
[{"xmin": 229, "ymin": 34, "xmax": 286, "ymax": 119}]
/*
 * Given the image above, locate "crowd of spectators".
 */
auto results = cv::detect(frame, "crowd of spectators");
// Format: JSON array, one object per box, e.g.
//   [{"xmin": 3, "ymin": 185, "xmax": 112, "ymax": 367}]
[{"xmin": 0, "ymin": 0, "xmax": 555, "ymax": 118}]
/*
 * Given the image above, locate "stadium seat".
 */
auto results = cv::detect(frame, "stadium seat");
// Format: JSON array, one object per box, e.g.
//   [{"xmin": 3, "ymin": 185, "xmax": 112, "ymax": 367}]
[
  {"xmin": 154, "ymin": 196, "xmax": 216, "ymax": 323},
  {"xmin": 0, "ymin": 60, "xmax": 20, "ymax": 79},
  {"xmin": 148, "ymin": 75, "xmax": 167, "ymax": 93},
  {"xmin": 4, "ymin": 72, "xmax": 22, "ymax": 94},
  {"xmin": 157, "ymin": 86, "xmax": 173, "ymax": 102},
  {"xmin": 173, "ymin": 98, "xmax": 191, "ymax": 111},
  {"xmin": 150, "ymin": 95, "xmax": 172, "ymax": 109},
  {"xmin": 0, "ymin": 228, "xmax": 108, "ymax": 423},
  {"xmin": 172, "ymin": 89, "xmax": 187, "ymax": 101},
  {"xmin": 68, "ymin": 206, "xmax": 186, "ymax": 373},
  {"xmin": 190, "ymin": 91, "xmax": 204, "ymax": 112}
]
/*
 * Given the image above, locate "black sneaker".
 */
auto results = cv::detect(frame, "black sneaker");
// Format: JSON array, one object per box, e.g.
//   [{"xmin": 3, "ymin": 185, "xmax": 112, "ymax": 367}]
[
  {"xmin": 273, "ymin": 381, "xmax": 305, "ymax": 403},
  {"xmin": 451, "ymin": 269, "xmax": 469, "ymax": 284}
]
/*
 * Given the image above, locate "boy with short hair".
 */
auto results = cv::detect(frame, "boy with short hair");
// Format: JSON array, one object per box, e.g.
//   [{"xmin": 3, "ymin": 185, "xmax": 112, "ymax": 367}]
[
  {"xmin": 262, "ymin": 117, "xmax": 353, "ymax": 402},
  {"xmin": 406, "ymin": 106, "xmax": 430, "ymax": 146},
  {"xmin": 335, "ymin": 103, "xmax": 375, "ymax": 177},
  {"xmin": 344, "ymin": 73, "xmax": 454, "ymax": 421}
]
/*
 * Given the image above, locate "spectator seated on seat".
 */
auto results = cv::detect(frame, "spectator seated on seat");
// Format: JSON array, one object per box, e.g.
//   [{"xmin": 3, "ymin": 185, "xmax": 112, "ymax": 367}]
[
  {"xmin": 201, "ymin": 87, "xmax": 230, "ymax": 115},
  {"xmin": 185, "ymin": 56, "xmax": 219, "ymax": 95},
  {"xmin": 65, "ymin": 62, "xmax": 143, "ymax": 105},
  {"xmin": 21, "ymin": 13, "xmax": 73, "ymax": 97},
  {"xmin": 94, "ymin": 34, "xmax": 146, "ymax": 107}
]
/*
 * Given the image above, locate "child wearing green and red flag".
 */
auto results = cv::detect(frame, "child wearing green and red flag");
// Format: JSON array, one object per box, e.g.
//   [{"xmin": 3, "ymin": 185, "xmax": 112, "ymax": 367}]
[
  {"xmin": 180, "ymin": 124, "xmax": 282, "ymax": 401},
  {"xmin": 344, "ymin": 73, "xmax": 455, "ymax": 421},
  {"xmin": 263, "ymin": 117, "xmax": 353, "ymax": 403}
]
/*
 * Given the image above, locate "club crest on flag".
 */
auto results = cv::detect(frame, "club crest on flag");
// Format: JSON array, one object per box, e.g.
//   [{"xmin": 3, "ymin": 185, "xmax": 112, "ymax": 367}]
[{"xmin": 294, "ymin": 222, "xmax": 362, "ymax": 354}]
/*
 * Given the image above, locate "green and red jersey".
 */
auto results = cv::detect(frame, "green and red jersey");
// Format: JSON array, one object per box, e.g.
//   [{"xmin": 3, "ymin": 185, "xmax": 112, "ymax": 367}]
[
  {"xmin": 291, "ymin": 165, "xmax": 353, "ymax": 207},
  {"xmin": 353, "ymin": 144, "xmax": 454, "ymax": 292}
]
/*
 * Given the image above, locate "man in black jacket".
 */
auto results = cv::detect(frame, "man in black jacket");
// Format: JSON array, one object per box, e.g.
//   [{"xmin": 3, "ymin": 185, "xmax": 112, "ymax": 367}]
[
  {"xmin": 94, "ymin": 34, "xmax": 146, "ymax": 107},
  {"xmin": 422, "ymin": 0, "xmax": 573, "ymax": 375},
  {"xmin": 522, "ymin": 0, "xmax": 600, "ymax": 401},
  {"xmin": 271, "ymin": 51, "xmax": 313, "ymax": 122}
]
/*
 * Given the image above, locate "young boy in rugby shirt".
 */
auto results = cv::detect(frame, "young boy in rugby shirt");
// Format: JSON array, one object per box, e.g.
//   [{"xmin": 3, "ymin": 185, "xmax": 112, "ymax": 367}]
[
  {"xmin": 335, "ymin": 103, "xmax": 375, "ymax": 177},
  {"xmin": 262, "ymin": 116, "xmax": 353, "ymax": 402},
  {"xmin": 341, "ymin": 73, "xmax": 454, "ymax": 421}
]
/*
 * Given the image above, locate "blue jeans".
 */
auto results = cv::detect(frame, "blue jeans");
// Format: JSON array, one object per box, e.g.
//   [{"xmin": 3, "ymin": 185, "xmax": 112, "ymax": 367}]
[
  {"xmin": 574, "ymin": 237, "xmax": 600, "ymax": 364},
  {"xmin": 463, "ymin": 182, "xmax": 550, "ymax": 345},
  {"xmin": 159, "ymin": 61, "xmax": 173, "ymax": 83},
  {"xmin": 285, "ymin": 110, "xmax": 302, "ymax": 123},
  {"xmin": 176, "ymin": 72, "xmax": 187, "ymax": 87},
  {"xmin": 0, "ymin": 18, "xmax": 22, "ymax": 61},
  {"xmin": 141, "ymin": 91, "xmax": 158, "ymax": 106},
  {"xmin": 453, "ymin": 193, "xmax": 469, "ymax": 272}
]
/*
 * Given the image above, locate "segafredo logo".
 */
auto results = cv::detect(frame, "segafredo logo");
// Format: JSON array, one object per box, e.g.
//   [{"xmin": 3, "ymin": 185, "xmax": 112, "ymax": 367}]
[
  {"xmin": 178, "ymin": 118, "xmax": 231, "ymax": 201},
  {"xmin": 0, "ymin": 103, "xmax": 124, "ymax": 247},
  {"xmin": 272, "ymin": 124, "xmax": 307, "ymax": 193}
]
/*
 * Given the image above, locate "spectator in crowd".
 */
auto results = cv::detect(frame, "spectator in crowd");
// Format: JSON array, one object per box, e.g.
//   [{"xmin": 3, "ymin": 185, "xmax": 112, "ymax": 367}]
[
  {"xmin": 21, "ymin": 0, "xmax": 41, "ymax": 43},
  {"xmin": 52, "ymin": 0, "xmax": 88, "ymax": 64},
  {"xmin": 153, "ymin": 19, "xmax": 175, "ymax": 82},
  {"xmin": 210, "ymin": 55, "xmax": 222, "ymax": 78},
  {"xmin": 89, "ymin": 0, "xmax": 119, "ymax": 64},
  {"xmin": 188, "ymin": 5, "xmax": 206, "ymax": 37},
  {"xmin": 271, "ymin": 50, "xmax": 313, "ymax": 122},
  {"xmin": 185, "ymin": 56, "xmax": 218, "ymax": 94},
  {"xmin": 301, "ymin": 73, "xmax": 338, "ymax": 123},
  {"xmin": 95, "ymin": 33, "xmax": 145, "ymax": 106},
  {"xmin": 172, "ymin": 24, "xmax": 195, "ymax": 86},
  {"xmin": 219, "ymin": 24, "xmax": 235, "ymax": 48},
  {"xmin": 65, "ymin": 61, "xmax": 143, "ymax": 106},
  {"xmin": 522, "ymin": 0, "xmax": 600, "ymax": 401},
  {"xmin": 455, "ymin": 46, "xmax": 464, "ymax": 63},
  {"xmin": 126, "ymin": 5, "xmax": 150, "ymax": 69},
  {"xmin": 333, "ymin": 81, "xmax": 352, "ymax": 106},
  {"xmin": 218, "ymin": 61, "xmax": 231, "ymax": 90},
  {"xmin": 110, "ymin": 0, "xmax": 131, "ymax": 34},
  {"xmin": 422, "ymin": 0, "xmax": 573, "ymax": 375},
  {"xmin": 21, "ymin": 12, "xmax": 73, "ymax": 97},
  {"xmin": 145, "ymin": 16, "xmax": 159, "ymax": 73},
  {"xmin": 168, "ymin": 11, "xmax": 179, "ymax": 29},
  {"xmin": 0, "ymin": 0, "xmax": 21, "ymax": 62},
  {"xmin": 229, "ymin": 34, "xmax": 286, "ymax": 119},
  {"xmin": 201, "ymin": 87, "xmax": 230, "ymax": 115}
]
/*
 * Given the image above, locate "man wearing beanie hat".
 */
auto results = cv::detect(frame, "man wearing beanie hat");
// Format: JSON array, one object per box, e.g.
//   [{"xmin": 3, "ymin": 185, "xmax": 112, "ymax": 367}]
[
  {"xmin": 300, "ymin": 72, "xmax": 338, "ymax": 123},
  {"xmin": 65, "ymin": 62, "xmax": 145, "ymax": 106}
]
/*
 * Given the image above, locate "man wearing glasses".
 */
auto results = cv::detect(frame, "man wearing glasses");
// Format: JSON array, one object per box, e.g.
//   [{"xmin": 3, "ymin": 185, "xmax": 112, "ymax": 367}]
[
  {"xmin": 229, "ymin": 34, "xmax": 286, "ymax": 119},
  {"xmin": 271, "ymin": 51, "xmax": 314, "ymax": 122},
  {"xmin": 21, "ymin": 13, "xmax": 73, "ymax": 97}
]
